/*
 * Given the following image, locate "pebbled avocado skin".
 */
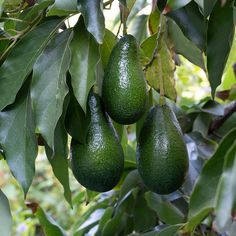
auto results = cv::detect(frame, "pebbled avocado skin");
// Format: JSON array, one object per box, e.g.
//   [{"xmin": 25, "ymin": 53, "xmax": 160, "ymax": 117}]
[
  {"xmin": 137, "ymin": 104, "xmax": 189, "ymax": 194},
  {"xmin": 102, "ymin": 34, "xmax": 147, "ymax": 125},
  {"xmin": 71, "ymin": 92, "xmax": 124, "ymax": 192}
]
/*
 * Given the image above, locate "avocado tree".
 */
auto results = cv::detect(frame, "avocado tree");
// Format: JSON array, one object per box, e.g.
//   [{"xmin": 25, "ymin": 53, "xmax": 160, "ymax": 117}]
[{"xmin": 0, "ymin": 0, "xmax": 236, "ymax": 235}]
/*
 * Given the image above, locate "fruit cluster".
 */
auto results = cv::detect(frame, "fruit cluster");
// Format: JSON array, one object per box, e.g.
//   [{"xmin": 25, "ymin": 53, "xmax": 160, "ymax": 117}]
[{"xmin": 71, "ymin": 34, "xmax": 189, "ymax": 195}]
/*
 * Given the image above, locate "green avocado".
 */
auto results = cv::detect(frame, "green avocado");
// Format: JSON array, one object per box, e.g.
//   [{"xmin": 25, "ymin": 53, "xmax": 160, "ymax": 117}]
[
  {"xmin": 102, "ymin": 34, "xmax": 147, "ymax": 125},
  {"xmin": 71, "ymin": 92, "xmax": 124, "ymax": 192},
  {"xmin": 136, "ymin": 104, "xmax": 189, "ymax": 194}
]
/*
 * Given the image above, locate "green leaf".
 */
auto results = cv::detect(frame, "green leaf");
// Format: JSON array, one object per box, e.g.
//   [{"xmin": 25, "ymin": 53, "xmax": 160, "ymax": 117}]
[
  {"xmin": 0, "ymin": 0, "xmax": 4, "ymax": 16},
  {"xmin": 141, "ymin": 29, "xmax": 177, "ymax": 101},
  {"xmin": 215, "ymin": 141, "xmax": 236, "ymax": 231},
  {"xmin": 129, "ymin": 14, "xmax": 148, "ymax": 43},
  {"xmin": 145, "ymin": 192, "xmax": 185, "ymax": 224},
  {"xmin": 194, "ymin": 0, "xmax": 217, "ymax": 18},
  {"xmin": 0, "ymin": 19, "xmax": 63, "ymax": 111},
  {"xmin": 167, "ymin": 0, "xmax": 191, "ymax": 10},
  {"xmin": 69, "ymin": 17, "xmax": 100, "ymax": 113},
  {"xmin": 45, "ymin": 95, "xmax": 72, "ymax": 206},
  {"xmin": 187, "ymin": 128, "xmax": 236, "ymax": 231},
  {"xmin": 65, "ymin": 93, "xmax": 87, "ymax": 144},
  {"xmin": 47, "ymin": 0, "xmax": 77, "ymax": 16},
  {"xmin": 0, "ymin": 84, "xmax": 38, "ymax": 194},
  {"xmin": 140, "ymin": 224, "xmax": 182, "ymax": 236},
  {"xmin": 31, "ymin": 30, "xmax": 73, "ymax": 149},
  {"xmin": 207, "ymin": 0, "xmax": 235, "ymax": 97},
  {"xmin": 0, "ymin": 190, "xmax": 12, "ymax": 236},
  {"xmin": 192, "ymin": 113, "xmax": 212, "ymax": 137},
  {"xmin": 133, "ymin": 195, "xmax": 156, "ymax": 232},
  {"xmin": 167, "ymin": 19, "xmax": 205, "ymax": 70},
  {"xmin": 77, "ymin": 0, "xmax": 105, "ymax": 44},
  {"xmin": 100, "ymin": 29, "xmax": 116, "ymax": 68},
  {"xmin": 167, "ymin": 1, "xmax": 207, "ymax": 51},
  {"xmin": 36, "ymin": 206, "xmax": 67, "ymax": 236}
]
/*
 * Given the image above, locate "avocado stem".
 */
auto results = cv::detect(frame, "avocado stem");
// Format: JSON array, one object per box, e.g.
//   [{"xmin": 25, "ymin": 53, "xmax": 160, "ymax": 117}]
[
  {"xmin": 119, "ymin": 3, "xmax": 128, "ymax": 36},
  {"xmin": 158, "ymin": 56, "xmax": 165, "ymax": 106}
]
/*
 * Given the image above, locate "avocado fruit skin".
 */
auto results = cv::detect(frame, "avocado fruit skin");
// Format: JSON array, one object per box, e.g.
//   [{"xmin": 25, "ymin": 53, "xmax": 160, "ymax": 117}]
[
  {"xmin": 136, "ymin": 104, "xmax": 189, "ymax": 194},
  {"xmin": 71, "ymin": 92, "xmax": 124, "ymax": 192},
  {"xmin": 102, "ymin": 34, "xmax": 147, "ymax": 125}
]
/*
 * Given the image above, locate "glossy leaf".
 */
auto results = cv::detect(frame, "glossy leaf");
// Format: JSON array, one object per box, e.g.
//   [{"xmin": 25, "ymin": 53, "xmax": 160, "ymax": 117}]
[
  {"xmin": 0, "ymin": 190, "xmax": 12, "ymax": 236},
  {"xmin": 31, "ymin": 30, "xmax": 73, "ymax": 149},
  {"xmin": 141, "ymin": 30, "xmax": 177, "ymax": 101},
  {"xmin": 215, "ymin": 141, "xmax": 236, "ymax": 231},
  {"xmin": 36, "ymin": 206, "xmax": 66, "ymax": 236},
  {"xmin": 167, "ymin": 1, "xmax": 207, "ymax": 51},
  {"xmin": 0, "ymin": 85, "xmax": 38, "ymax": 194},
  {"xmin": 77, "ymin": 0, "xmax": 105, "ymax": 44},
  {"xmin": 167, "ymin": 19, "xmax": 205, "ymax": 70},
  {"xmin": 45, "ymin": 96, "xmax": 72, "ymax": 206},
  {"xmin": 0, "ymin": 19, "xmax": 63, "ymax": 111},
  {"xmin": 47, "ymin": 0, "xmax": 77, "ymax": 16},
  {"xmin": 207, "ymin": 0, "xmax": 235, "ymax": 97},
  {"xmin": 187, "ymin": 128, "xmax": 236, "ymax": 231},
  {"xmin": 145, "ymin": 192, "xmax": 185, "ymax": 224},
  {"xmin": 69, "ymin": 17, "xmax": 100, "ymax": 113}
]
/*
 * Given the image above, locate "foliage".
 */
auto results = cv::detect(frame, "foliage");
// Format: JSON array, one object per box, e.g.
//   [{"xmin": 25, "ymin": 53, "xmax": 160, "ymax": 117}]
[{"xmin": 0, "ymin": 0, "xmax": 236, "ymax": 235}]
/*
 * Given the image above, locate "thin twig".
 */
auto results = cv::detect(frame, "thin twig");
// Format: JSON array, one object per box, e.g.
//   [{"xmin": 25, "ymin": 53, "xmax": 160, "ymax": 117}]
[
  {"xmin": 143, "ymin": 14, "xmax": 163, "ymax": 72},
  {"xmin": 103, "ymin": 0, "xmax": 114, "ymax": 9}
]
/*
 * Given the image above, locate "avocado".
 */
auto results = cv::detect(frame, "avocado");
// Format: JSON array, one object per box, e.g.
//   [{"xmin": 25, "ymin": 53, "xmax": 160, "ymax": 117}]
[
  {"xmin": 102, "ymin": 34, "xmax": 147, "ymax": 125},
  {"xmin": 70, "ymin": 92, "xmax": 124, "ymax": 192},
  {"xmin": 136, "ymin": 104, "xmax": 189, "ymax": 194}
]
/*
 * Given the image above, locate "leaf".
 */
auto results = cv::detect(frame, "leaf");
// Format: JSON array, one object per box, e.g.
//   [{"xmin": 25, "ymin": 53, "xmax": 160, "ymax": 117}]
[
  {"xmin": 207, "ymin": 0, "xmax": 235, "ymax": 97},
  {"xmin": 192, "ymin": 113, "xmax": 212, "ymax": 137},
  {"xmin": 133, "ymin": 195, "xmax": 156, "ymax": 232},
  {"xmin": 0, "ymin": 19, "xmax": 63, "ymax": 111},
  {"xmin": 186, "ymin": 128, "xmax": 236, "ymax": 231},
  {"xmin": 0, "ymin": 84, "xmax": 38, "ymax": 194},
  {"xmin": 77, "ymin": 0, "xmax": 105, "ymax": 44},
  {"xmin": 129, "ymin": 14, "xmax": 148, "ymax": 43},
  {"xmin": 145, "ymin": 192, "xmax": 185, "ymax": 224},
  {"xmin": 167, "ymin": 19, "xmax": 205, "ymax": 70},
  {"xmin": 141, "ymin": 29, "xmax": 177, "ymax": 101},
  {"xmin": 69, "ymin": 17, "xmax": 100, "ymax": 113},
  {"xmin": 0, "ymin": 0, "xmax": 4, "ymax": 16},
  {"xmin": 47, "ymin": 0, "xmax": 77, "ymax": 16},
  {"xmin": 140, "ymin": 224, "xmax": 182, "ymax": 236},
  {"xmin": 35, "ymin": 206, "xmax": 67, "ymax": 236},
  {"xmin": 0, "ymin": 190, "xmax": 12, "ymax": 236},
  {"xmin": 200, "ymin": 100, "xmax": 224, "ymax": 116},
  {"xmin": 215, "ymin": 141, "xmax": 236, "ymax": 231},
  {"xmin": 194, "ymin": 0, "xmax": 217, "ymax": 18},
  {"xmin": 45, "ymin": 95, "xmax": 72, "ymax": 206},
  {"xmin": 100, "ymin": 29, "xmax": 116, "ymax": 68},
  {"xmin": 167, "ymin": 1, "xmax": 207, "ymax": 51},
  {"xmin": 167, "ymin": 0, "xmax": 192, "ymax": 11},
  {"xmin": 31, "ymin": 29, "xmax": 73, "ymax": 149},
  {"xmin": 65, "ymin": 93, "xmax": 87, "ymax": 144}
]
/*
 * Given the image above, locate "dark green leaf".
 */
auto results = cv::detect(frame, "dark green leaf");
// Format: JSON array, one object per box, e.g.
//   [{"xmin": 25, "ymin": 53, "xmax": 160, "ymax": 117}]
[
  {"xmin": 193, "ymin": 113, "xmax": 212, "ymax": 137},
  {"xmin": 194, "ymin": 0, "xmax": 217, "ymax": 18},
  {"xmin": 129, "ymin": 14, "xmax": 148, "ymax": 43},
  {"xmin": 145, "ymin": 192, "xmax": 185, "ymax": 224},
  {"xmin": 215, "ymin": 141, "xmax": 236, "ymax": 231},
  {"xmin": 167, "ymin": 1, "xmax": 207, "ymax": 51},
  {"xmin": 36, "ymin": 206, "xmax": 66, "ymax": 236},
  {"xmin": 167, "ymin": 19, "xmax": 205, "ymax": 70},
  {"xmin": 140, "ymin": 224, "xmax": 182, "ymax": 236},
  {"xmin": 200, "ymin": 100, "xmax": 224, "ymax": 116},
  {"xmin": 133, "ymin": 195, "xmax": 156, "ymax": 232},
  {"xmin": 0, "ymin": 19, "xmax": 63, "ymax": 111},
  {"xmin": 0, "ymin": 84, "xmax": 38, "ymax": 194},
  {"xmin": 0, "ymin": 190, "xmax": 12, "ymax": 236},
  {"xmin": 100, "ymin": 29, "xmax": 116, "ymax": 68},
  {"xmin": 47, "ymin": 0, "xmax": 77, "ymax": 16},
  {"xmin": 186, "ymin": 128, "xmax": 236, "ymax": 231},
  {"xmin": 77, "ymin": 0, "xmax": 105, "ymax": 44},
  {"xmin": 207, "ymin": 0, "xmax": 235, "ymax": 97},
  {"xmin": 31, "ymin": 30, "xmax": 73, "ymax": 149},
  {"xmin": 45, "ymin": 95, "xmax": 72, "ymax": 206},
  {"xmin": 69, "ymin": 17, "xmax": 100, "ymax": 113},
  {"xmin": 65, "ymin": 93, "xmax": 87, "ymax": 144}
]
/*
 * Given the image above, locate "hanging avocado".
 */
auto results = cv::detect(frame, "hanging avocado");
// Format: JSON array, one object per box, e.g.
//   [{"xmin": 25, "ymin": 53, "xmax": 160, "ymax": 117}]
[{"xmin": 102, "ymin": 34, "xmax": 147, "ymax": 125}]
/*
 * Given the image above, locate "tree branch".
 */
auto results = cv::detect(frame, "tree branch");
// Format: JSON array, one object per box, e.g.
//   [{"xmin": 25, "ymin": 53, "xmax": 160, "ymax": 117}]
[{"xmin": 209, "ymin": 101, "xmax": 236, "ymax": 134}]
